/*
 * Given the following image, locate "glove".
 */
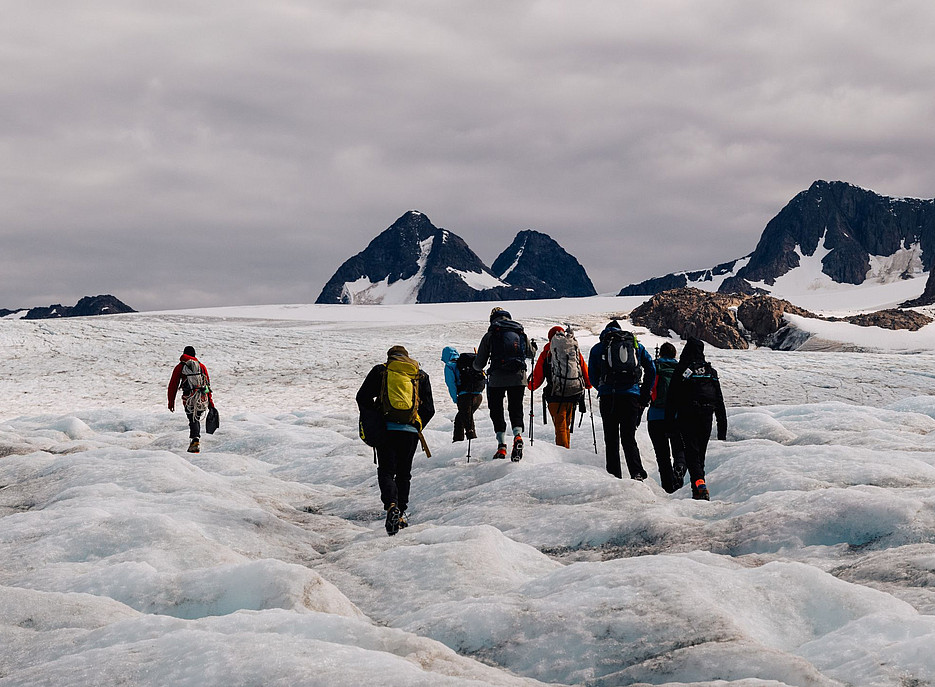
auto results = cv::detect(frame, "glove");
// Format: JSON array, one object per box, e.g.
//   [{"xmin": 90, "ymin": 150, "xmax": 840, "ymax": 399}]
[
  {"xmin": 168, "ymin": 404, "xmax": 175, "ymax": 413},
  {"xmin": 578, "ymin": 395, "xmax": 586, "ymax": 413}
]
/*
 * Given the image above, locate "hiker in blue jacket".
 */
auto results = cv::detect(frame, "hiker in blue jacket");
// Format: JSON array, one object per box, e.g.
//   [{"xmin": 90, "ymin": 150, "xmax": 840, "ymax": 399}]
[
  {"xmin": 587, "ymin": 320, "xmax": 656, "ymax": 480},
  {"xmin": 441, "ymin": 346, "xmax": 484, "ymax": 442}
]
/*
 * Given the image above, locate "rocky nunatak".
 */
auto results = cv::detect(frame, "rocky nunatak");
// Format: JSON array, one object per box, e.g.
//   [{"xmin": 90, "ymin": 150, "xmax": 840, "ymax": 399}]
[{"xmin": 628, "ymin": 288, "xmax": 932, "ymax": 350}]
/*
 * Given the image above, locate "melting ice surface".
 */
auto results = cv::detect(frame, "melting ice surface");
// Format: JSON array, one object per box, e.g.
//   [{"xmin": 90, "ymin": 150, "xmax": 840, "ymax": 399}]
[{"xmin": 1, "ymin": 295, "xmax": 935, "ymax": 686}]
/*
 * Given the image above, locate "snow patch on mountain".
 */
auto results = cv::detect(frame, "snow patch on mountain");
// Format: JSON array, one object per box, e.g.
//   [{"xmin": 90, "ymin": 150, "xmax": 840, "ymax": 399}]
[
  {"xmin": 340, "ymin": 237, "xmax": 435, "ymax": 305},
  {"xmin": 445, "ymin": 267, "xmax": 509, "ymax": 290}
]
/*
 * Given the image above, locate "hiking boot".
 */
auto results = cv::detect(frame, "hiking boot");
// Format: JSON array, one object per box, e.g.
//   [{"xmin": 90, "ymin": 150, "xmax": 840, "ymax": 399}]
[
  {"xmin": 632, "ymin": 470, "xmax": 648, "ymax": 481},
  {"xmin": 672, "ymin": 462, "xmax": 686, "ymax": 490},
  {"xmin": 692, "ymin": 479, "xmax": 710, "ymax": 501},
  {"xmin": 493, "ymin": 444, "xmax": 508, "ymax": 460},
  {"xmin": 187, "ymin": 439, "xmax": 200, "ymax": 454},
  {"xmin": 385, "ymin": 504, "xmax": 401, "ymax": 536},
  {"xmin": 511, "ymin": 436, "xmax": 523, "ymax": 462},
  {"xmin": 397, "ymin": 511, "xmax": 409, "ymax": 529}
]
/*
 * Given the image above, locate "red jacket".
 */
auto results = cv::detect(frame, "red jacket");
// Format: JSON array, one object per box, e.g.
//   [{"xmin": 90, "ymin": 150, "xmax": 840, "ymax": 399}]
[
  {"xmin": 167, "ymin": 354, "xmax": 213, "ymax": 411},
  {"xmin": 528, "ymin": 341, "xmax": 591, "ymax": 395}
]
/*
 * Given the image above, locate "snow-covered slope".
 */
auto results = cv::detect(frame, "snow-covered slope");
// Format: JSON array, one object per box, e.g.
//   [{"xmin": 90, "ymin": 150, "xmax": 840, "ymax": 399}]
[{"xmin": 2, "ymin": 299, "xmax": 935, "ymax": 686}]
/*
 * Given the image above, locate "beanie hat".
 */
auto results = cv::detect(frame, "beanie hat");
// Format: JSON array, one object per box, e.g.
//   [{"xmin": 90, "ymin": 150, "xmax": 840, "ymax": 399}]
[
  {"xmin": 183, "ymin": 346, "xmax": 196, "ymax": 357},
  {"xmin": 659, "ymin": 342, "xmax": 677, "ymax": 358},
  {"xmin": 607, "ymin": 319, "xmax": 622, "ymax": 330},
  {"xmin": 490, "ymin": 307, "xmax": 511, "ymax": 322},
  {"xmin": 387, "ymin": 345, "xmax": 409, "ymax": 359},
  {"xmin": 548, "ymin": 325, "xmax": 565, "ymax": 340}
]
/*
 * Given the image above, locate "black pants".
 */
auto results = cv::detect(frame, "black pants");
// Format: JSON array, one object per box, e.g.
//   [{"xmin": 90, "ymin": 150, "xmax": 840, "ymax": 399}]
[
  {"xmin": 186, "ymin": 411, "xmax": 201, "ymax": 439},
  {"xmin": 677, "ymin": 407, "xmax": 713, "ymax": 487},
  {"xmin": 376, "ymin": 431, "xmax": 419, "ymax": 512},
  {"xmin": 487, "ymin": 385, "xmax": 526, "ymax": 435},
  {"xmin": 599, "ymin": 394, "xmax": 644, "ymax": 479},
  {"xmin": 454, "ymin": 394, "xmax": 483, "ymax": 441},
  {"xmin": 648, "ymin": 419, "xmax": 685, "ymax": 492}
]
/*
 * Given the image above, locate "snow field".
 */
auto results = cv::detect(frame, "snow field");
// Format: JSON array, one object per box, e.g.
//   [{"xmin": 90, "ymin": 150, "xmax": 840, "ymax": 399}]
[{"xmin": 1, "ymin": 302, "xmax": 935, "ymax": 685}]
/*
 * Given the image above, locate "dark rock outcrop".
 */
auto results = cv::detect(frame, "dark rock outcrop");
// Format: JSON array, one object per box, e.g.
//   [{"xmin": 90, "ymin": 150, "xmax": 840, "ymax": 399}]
[
  {"xmin": 13, "ymin": 295, "xmax": 136, "ymax": 320},
  {"xmin": 492, "ymin": 230, "xmax": 596, "ymax": 298},
  {"xmin": 901, "ymin": 269, "xmax": 935, "ymax": 307}
]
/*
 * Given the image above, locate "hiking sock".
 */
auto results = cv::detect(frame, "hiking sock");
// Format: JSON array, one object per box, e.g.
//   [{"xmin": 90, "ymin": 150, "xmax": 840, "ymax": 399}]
[{"xmin": 496, "ymin": 431, "xmax": 507, "ymax": 446}]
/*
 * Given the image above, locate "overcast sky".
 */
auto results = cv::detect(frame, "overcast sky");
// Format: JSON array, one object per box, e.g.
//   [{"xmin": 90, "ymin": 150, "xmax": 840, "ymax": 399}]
[{"xmin": 3, "ymin": 1, "xmax": 935, "ymax": 311}]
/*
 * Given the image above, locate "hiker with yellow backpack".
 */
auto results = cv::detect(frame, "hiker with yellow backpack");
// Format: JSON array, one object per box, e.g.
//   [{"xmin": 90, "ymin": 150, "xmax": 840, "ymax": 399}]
[{"xmin": 356, "ymin": 345, "xmax": 435, "ymax": 536}]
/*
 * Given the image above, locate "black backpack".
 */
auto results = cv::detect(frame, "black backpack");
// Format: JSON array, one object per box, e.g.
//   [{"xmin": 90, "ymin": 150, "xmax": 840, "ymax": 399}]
[
  {"xmin": 455, "ymin": 352, "xmax": 486, "ymax": 394},
  {"xmin": 601, "ymin": 329, "xmax": 640, "ymax": 386},
  {"xmin": 489, "ymin": 320, "xmax": 527, "ymax": 373},
  {"xmin": 650, "ymin": 358, "xmax": 676, "ymax": 409},
  {"xmin": 682, "ymin": 362, "xmax": 719, "ymax": 409}
]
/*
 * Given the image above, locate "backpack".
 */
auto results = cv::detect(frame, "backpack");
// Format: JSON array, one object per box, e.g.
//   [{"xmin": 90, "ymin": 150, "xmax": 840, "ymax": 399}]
[
  {"xmin": 650, "ymin": 358, "xmax": 676, "ymax": 409},
  {"xmin": 380, "ymin": 357, "xmax": 422, "ymax": 429},
  {"xmin": 489, "ymin": 320, "xmax": 527, "ymax": 373},
  {"xmin": 682, "ymin": 361, "xmax": 719, "ymax": 409},
  {"xmin": 455, "ymin": 352, "xmax": 486, "ymax": 394},
  {"xmin": 601, "ymin": 329, "xmax": 640, "ymax": 386},
  {"xmin": 548, "ymin": 331, "xmax": 584, "ymax": 398},
  {"xmin": 181, "ymin": 359, "xmax": 209, "ymax": 417}
]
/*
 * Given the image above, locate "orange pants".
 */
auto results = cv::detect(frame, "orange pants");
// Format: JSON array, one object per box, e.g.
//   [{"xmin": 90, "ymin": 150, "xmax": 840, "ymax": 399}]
[{"xmin": 548, "ymin": 401, "xmax": 576, "ymax": 448}]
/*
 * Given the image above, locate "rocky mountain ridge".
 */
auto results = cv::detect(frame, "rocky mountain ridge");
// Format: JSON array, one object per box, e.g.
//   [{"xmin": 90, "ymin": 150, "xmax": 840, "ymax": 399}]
[
  {"xmin": 317, "ymin": 212, "xmax": 596, "ymax": 304},
  {"xmin": 1, "ymin": 295, "xmax": 136, "ymax": 320},
  {"xmin": 621, "ymin": 180, "xmax": 935, "ymax": 304}
]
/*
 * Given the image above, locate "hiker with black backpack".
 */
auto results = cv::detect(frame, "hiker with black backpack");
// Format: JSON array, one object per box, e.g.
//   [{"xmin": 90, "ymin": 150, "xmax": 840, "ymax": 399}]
[
  {"xmin": 441, "ymin": 346, "xmax": 485, "ymax": 442},
  {"xmin": 473, "ymin": 307, "xmax": 535, "ymax": 461},
  {"xmin": 587, "ymin": 320, "xmax": 656, "ymax": 480},
  {"xmin": 167, "ymin": 346, "xmax": 215, "ymax": 454},
  {"xmin": 647, "ymin": 342, "xmax": 687, "ymax": 493},
  {"xmin": 528, "ymin": 326, "xmax": 591, "ymax": 448},
  {"xmin": 356, "ymin": 345, "xmax": 435, "ymax": 536},
  {"xmin": 664, "ymin": 336, "xmax": 727, "ymax": 501}
]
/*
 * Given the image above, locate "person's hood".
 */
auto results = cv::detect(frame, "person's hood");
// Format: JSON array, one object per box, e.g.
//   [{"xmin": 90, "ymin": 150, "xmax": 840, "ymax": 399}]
[
  {"xmin": 600, "ymin": 320, "xmax": 623, "ymax": 341},
  {"xmin": 180, "ymin": 353, "xmax": 198, "ymax": 363},
  {"xmin": 441, "ymin": 346, "xmax": 459, "ymax": 364},
  {"xmin": 548, "ymin": 325, "xmax": 565, "ymax": 340},
  {"xmin": 680, "ymin": 336, "xmax": 706, "ymax": 364}
]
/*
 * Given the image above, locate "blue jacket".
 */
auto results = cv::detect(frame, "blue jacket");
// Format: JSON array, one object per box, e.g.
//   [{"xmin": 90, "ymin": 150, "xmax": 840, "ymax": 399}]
[
  {"xmin": 587, "ymin": 326, "xmax": 656, "ymax": 403},
  {"xmin": 441, "ymin": 346, "xmax": 460, "ymax": 403}
]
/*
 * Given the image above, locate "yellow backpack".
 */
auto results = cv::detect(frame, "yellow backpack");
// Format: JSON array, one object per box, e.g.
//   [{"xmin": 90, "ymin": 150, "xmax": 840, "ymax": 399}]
[{"xmin": 381, "ymin": 357, "xmax": 422, "ymax": 429}]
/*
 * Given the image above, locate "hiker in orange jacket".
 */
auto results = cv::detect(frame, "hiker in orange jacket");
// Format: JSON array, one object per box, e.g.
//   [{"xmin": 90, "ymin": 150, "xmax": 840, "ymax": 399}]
[{"xmin": 528, "ymin": 326, "xmax": 591, "ymax": 448}]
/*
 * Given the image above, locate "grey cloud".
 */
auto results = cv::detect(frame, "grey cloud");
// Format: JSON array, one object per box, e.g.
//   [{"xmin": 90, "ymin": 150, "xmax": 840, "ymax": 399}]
[{"xmin": 3, "ymin": 1, "xmax": 935, "ymax": 310}]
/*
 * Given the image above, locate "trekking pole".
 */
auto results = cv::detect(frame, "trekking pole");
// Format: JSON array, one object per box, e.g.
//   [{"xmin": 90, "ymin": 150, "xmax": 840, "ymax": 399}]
[
  {"xmin": 467, "ymin": 438, "xmax": 471, "ymax": 463},
  {"xmin": 529, "ymin": 385, "xmax": 535, "ymax": 446},
  {"xmin": 587, "ymin": 388, "xmax": 598, "ymax": 454}
]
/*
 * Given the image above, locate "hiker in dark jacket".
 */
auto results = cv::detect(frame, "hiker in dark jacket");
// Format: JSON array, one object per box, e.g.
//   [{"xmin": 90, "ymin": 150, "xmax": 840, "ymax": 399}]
[
  {"xmin": 647, "ymin": 342, "xmax": 686, "ymax": 493},
  {"xmin": 528, "ymin": 326, "xmax": 591, "ymax": 448},
  {"xmin": 664, "ymin": 336, "xmax": 727, "ymax": 501},
  {"xmin": 167, "ymin": 346, "xmax": 214, "ymax": 454},
  {"xmin": 473, "ymin": 307, "xmax": 535, "ymax": 461},
  {"xmin": 587, "ymin": 321, "xmax": 655, "ymax": 480},
  {"xmin": 356, "ymin": 345, "xmax": 435, "ymax": 535},
  {"xmin": 441, "ymin": 346, "xmax": 484, "ymax": 442}
]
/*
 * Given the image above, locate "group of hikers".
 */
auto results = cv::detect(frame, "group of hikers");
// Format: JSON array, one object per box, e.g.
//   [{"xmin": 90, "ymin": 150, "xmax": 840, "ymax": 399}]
[
  {"xmin": 354, "ymin": 307, "xmax": 728, "ymax": 537},
  {"xmin": 166, "ymin": 309, "xmax": 727, "ymax": 537}
]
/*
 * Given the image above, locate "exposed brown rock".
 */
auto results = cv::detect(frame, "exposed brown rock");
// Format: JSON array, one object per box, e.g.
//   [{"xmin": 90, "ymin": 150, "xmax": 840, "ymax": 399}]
[
  {"xmin": 627, "ymin": 287, "xmax": 930, "ymax": 349},
  {"xmin": 834, "ymin": 309, "xmax": 932, "ymax": 331},
  {"xmin": 629, "ymin": 288, "xmax": 749, "ymax": 349}
]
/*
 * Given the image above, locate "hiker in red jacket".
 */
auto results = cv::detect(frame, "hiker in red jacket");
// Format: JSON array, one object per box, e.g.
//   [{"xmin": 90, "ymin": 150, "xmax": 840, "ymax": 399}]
[{"xmin": 167, "ymin": 346, "xmax": 214, "ymax": 453}]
